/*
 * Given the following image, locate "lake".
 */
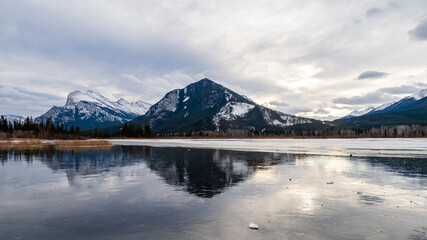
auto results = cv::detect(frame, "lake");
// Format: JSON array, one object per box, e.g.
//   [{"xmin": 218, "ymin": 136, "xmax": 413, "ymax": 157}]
[{"xmin": 0, "ymin": 139, "xmax": 426, "ymax": 239}]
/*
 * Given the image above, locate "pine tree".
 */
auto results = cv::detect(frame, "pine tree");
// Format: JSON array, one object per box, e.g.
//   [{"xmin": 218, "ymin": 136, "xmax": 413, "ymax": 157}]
[
  {"xmin": 144, "ymin": 123, "xmax": 152, "ymax": 137},
  {"xmin": 70, "ymin": 125, "xmax": 75, "ymax": 134}
]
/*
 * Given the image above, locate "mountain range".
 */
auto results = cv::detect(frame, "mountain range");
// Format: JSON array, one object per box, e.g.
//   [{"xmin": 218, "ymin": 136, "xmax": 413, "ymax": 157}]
[
  {"xmin": 1, "ymin": 115, "xmax": 26, "ymax": 124},
  {"xmin": 34, "ymin": 90, "xmax": 151, "ymax": 130},
  {"xmin": 3, "ymin": 79, "xmax": 427, "ymax": 133},
  {"xmin": 334, "ymin": 89, "xmax": 427, "ymax": 128}
]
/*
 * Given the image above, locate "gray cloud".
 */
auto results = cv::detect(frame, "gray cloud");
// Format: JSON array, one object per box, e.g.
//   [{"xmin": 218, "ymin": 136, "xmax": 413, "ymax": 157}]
[
  {"xmin": 377, "ymin": 85, "xmax": 420, "ymax": 94},
  {"xmin": 333, "ymin": 92, "xmax": 394, "ymax": 105},
  {"xmin": 409, "ymin": 19, "xmax": 427, "ymax": 41},
  {"xmin": 333, "ymin": 84, "xmax": 421, "ymax": 105},
  {"xmin": 415, "ymin": 82, "xmax": 427, "ymax": 88},
  {"xmin": 357, "ymin": 71, "xmax": 388, "ymax": 80},
  {"xmin": 279, "ymin": 106, "xmax": 312, "ymax": 114},
  {"xmin": 0, "ymin": 86, "xmax": 63, "ymax": 116},
  {"xmin": 314, "ymin": 108, "xmax": 329, "ymax": 114},
  {"xmin": 366, "ymin": 8, "xmax": 382, "ymax": 17},
  {"xmin": 269, "ymin": 101, "xmax": 289, "ymax": 106},
  {"xmin": 1, "ymin": 1, "xmax": 427, "ymax": 117}
]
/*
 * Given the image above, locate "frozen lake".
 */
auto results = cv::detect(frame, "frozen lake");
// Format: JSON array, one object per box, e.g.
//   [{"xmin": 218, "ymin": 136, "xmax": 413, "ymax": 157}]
[
  {"xmin": 0, "ymin": 139, "xmax": 426, "ymax": 239},
  {"xmin": 111, "ymin": 138, "xmax": 427, "ymax": 158}
]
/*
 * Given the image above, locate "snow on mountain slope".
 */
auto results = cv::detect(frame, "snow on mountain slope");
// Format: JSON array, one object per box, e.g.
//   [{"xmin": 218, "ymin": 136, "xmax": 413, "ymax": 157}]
[
  {"xmin": 36, "ymin": 90, "xmax": 151, "ymax": 130},
  {"xmin": 342, "ymin": 102, "xmax": 397, "ymax": 119},
  {"xmin": 342, "ymin": 88, "xmax": 427, "ymax": 119},
  {"xmin": 412, "ymin": 89, "xmax": 427, "ymax": 100},
  {"xmin": 344, "ymin": 107, "xmax": 375, "ymax": 119},
  {"xmin": 65, "ymin": 90, "xmax": 151, "ymax": 115},
  {"xmin": 261, "ymin": 107, "xmax": 311, "ymax": 127},
  {"xmin": 1, "ymin": 114, "xmax": 25, "ymax": 123},
  {"xmin": 216, "ymin": 102, "xmax": 255, "ymax": 120},
  {"xmin": 374, "ymin": 101, "xmax": 396, "ymax": 111},
  {"xmin": 133, "ymin": 78, "xmax": 320, "ymax": 133},
  {"xmin": 152, "ymin": 90, "xmax": 180, "ymax": 115},
  {"xmin": 213, "ymin": 102, "xmax": 255, "ymax": 128}
]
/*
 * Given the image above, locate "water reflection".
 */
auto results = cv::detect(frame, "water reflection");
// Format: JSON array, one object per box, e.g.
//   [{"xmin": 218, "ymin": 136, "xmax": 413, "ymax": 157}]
[
  {"xmin": 1, "ymin": 147, "xmax": 426, "ymax": 199},
  {"xmin": 0, "ymin": 146, "xmax": 296, "ymax": 198},
  {"xmin": 358, "ymin": 194, "xmax": 385, "ymax": 205},
  {"xmin": 362, "ymin": 157, "xmax": 427, "ymax": 177},
  {"xmin": 0, "ymin": 146, "xmax": 426, "ymax": 240}
]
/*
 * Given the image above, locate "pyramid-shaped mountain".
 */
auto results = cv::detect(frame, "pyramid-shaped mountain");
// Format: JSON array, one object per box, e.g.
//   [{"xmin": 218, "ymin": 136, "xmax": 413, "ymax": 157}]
[{"xmin": 132, "ymin": 78, "xmax": 322, "ymax": 133}]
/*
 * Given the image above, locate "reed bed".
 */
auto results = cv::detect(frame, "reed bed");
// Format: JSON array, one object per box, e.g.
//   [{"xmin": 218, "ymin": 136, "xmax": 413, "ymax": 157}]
[
  {"xmin": 54, "ymin": 145, "xmax": 112, "ymax": 152},
  {"xmin": 54, "ymin": 140, "xmax": 111, "ymax": 147},
  {"xmin": 54, "ymin": 140, "xmax": 112, "ymax": 151},
  {"xmin": 0, "ymin": 139, "xmax": 112, "ymax": 151},
  {"xmin": 0, "ymin": 139, "xmax": 48, "ymax": 150}
]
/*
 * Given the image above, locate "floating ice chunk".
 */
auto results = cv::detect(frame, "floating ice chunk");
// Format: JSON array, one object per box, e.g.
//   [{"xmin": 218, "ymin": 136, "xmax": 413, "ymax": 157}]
[{"xmin": 249, "ymin": 223, "xmax": 259, "ymax": 230}]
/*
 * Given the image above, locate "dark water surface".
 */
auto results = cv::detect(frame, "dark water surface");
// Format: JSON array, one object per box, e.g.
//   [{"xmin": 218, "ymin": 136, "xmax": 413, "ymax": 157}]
[{"xmin": 0, "ymin": 146, "xmax": 426, "ymax": 240}]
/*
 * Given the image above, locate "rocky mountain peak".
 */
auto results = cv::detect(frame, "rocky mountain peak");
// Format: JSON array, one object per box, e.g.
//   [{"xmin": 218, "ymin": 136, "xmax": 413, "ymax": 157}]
[{"xmin": 132, "ymin": 78, "xmax": 317, "ymax": 133}]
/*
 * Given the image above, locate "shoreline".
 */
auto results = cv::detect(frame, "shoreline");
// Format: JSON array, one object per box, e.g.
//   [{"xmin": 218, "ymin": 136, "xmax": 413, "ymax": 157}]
[{"xmin": 1, "ymin": 138, "xmax": 427, "ymax": 158}]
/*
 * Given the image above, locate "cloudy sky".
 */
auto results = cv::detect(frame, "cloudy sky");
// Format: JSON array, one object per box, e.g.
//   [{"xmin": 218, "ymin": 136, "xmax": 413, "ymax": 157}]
[{"xmin": 1, "ymin": 0, "xmax": 427, "ymax": 119}]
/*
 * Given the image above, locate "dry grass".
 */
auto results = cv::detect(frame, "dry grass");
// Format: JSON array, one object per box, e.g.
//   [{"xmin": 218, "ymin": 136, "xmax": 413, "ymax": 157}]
[
  {"xmin": 0, "ymin": 139, "xmax": 112, "ymax": 151},
  {"xmin": 54, "ymin": 145, "xmax": 112, "ymax": 152},
  {"xmin": 54, "ymin": 140, "xmax": 112, "ymax": 151},
  {"xmin": 12, "ymin": 138, "xmax": 45, "ymax": 144},
  {"xmin": 54, "ymin": 140, "xmax": 111, "ymax": 147},
  {"xmin": 0, "ymin": 139, "xmax": 48, "ymax": 150}
]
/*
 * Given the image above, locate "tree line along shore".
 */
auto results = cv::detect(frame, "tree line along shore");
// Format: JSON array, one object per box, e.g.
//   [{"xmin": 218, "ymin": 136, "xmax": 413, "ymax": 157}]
[{"xmin": 1, "ymin": 115, "xmax": 427, "ymax": 139}]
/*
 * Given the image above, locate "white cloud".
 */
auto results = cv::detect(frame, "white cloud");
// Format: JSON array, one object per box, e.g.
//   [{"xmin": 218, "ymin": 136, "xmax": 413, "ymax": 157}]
[
  {"xmin": 0, "ymin": 0, "xmax": 426, "ymax": 120},
  {"xmin": 0, "ymin": 86, "xmax": 63, "ymax": 116}
]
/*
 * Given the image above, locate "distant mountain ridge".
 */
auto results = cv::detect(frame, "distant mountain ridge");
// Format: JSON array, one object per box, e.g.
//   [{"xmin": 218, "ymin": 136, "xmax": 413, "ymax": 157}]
[
  {"xmin": 35, "ymin": 90, "xmax": 151, "ymax": 130},
  {"xmin": 131, "ymin": 78, "xmax": 323, "ymax": 133},
  {"xmin": 335, "ymin": 89, "xmax": 427, "ymax": 127},
  {"xmin": 1, "ymin": 114, "xmax": 25, "ymax": 124},
  {"xmin": 342, "ymin": 89, "xmax": 427, "ymax": 119}
]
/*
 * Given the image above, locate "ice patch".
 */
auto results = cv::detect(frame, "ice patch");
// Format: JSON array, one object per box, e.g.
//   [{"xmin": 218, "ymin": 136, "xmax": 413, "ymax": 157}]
[
  {"xmin": 183, "ymin": 96, "xmax": 190, "ymax": 102},
  {"xmin": 110, "ymin": 138, "xmax": 427, "ymax": 158}
]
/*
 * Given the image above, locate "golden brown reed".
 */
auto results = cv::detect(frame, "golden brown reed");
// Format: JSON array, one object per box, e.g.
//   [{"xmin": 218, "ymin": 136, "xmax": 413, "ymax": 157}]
[
  {"xmin": 0, "ymin": 139, "xmax": 48, "ymax": 150},
  {"xmin": 0, "ymin": 139, "xmax": 112, "ymax": 151},
  {"xmin": 54, "ymin": 145, "xmax": 112, "ymax": 152},
  {"xmin": 54, "ymin": 140, "xmax": 111, "ymax": 147},
  {"xmin": 54, "ymin": 140, "xmax": 112, "ymax": 152}
]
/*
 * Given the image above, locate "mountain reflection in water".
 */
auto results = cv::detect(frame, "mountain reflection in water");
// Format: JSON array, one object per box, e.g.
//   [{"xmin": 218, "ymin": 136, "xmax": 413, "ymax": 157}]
[
  {"xmin": 1, "ymin": 146, "xmax": 426, "ymax": 199},
  {"xmin": 0, "ymin": 146, "xmax": 294, "ymax": 198},
  {"xmin": 1, "ymin": 145, "xmax": 426, "ymax": 240}
]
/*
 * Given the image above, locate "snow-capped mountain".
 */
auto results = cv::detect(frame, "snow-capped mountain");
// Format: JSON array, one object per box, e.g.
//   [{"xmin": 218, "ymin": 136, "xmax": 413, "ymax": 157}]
[
  {"xmin": 132, "ymin": 78, "xmax": 321, "ymax": 133},
  {"xmin": 35, "ymin": 90, "xmax": 151, "ymax": 130},
  {"xmin": 342, "ymin": 107, "xmax": 376, "ymax": 119},
  {"xmin": 1, "ymin": 114, "xmax": 25, "ymax": 124},
  {"xmin": 413, "ymin": 89, "xmax": 427, "ymax": 100},
  {"xmin": 342, "ymin": 89, "xmax": 427, "ymax": 119},
  {"xmin": 341, "ymin": 101, "xmax": 397, "ymax": 119},
  {"xmin": 336, "ymin": 88, "xmax": 427, "ymax": 127}
]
